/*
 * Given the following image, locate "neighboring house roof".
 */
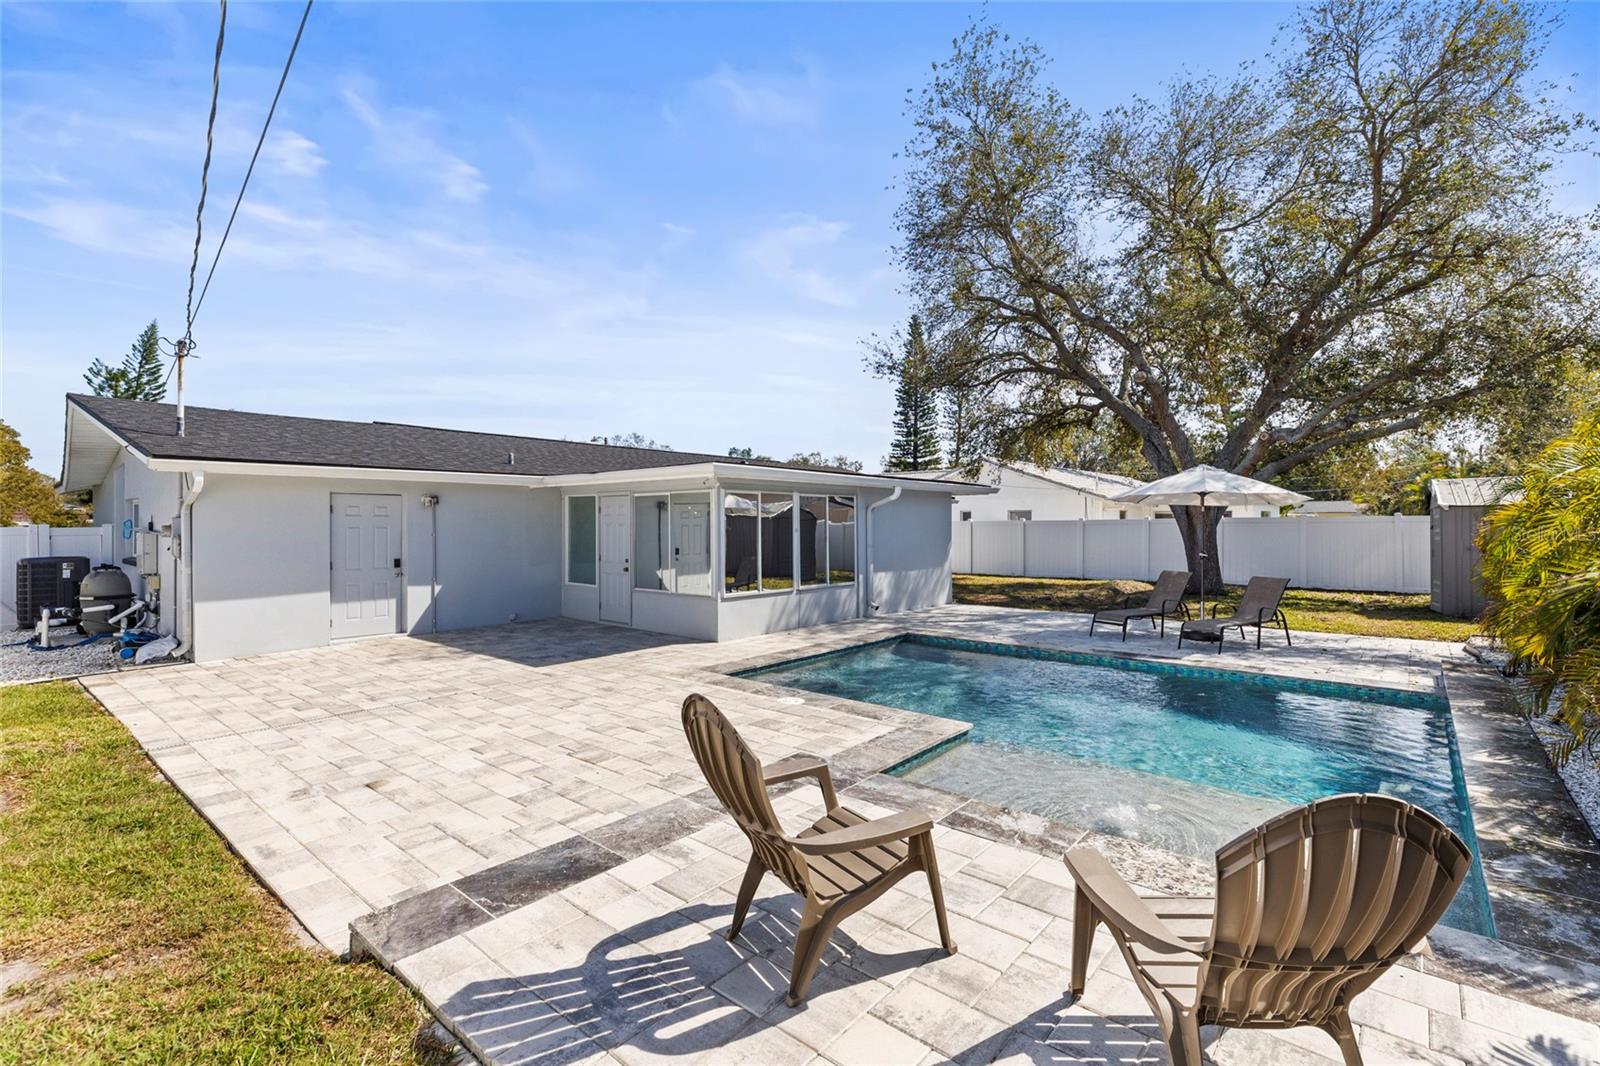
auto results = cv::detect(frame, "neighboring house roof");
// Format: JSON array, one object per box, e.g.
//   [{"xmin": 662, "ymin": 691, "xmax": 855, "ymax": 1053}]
[
  {"xmin": 1006, "ymin": 461, "xmax": 1145, "ymax": 498},
  {"xmin": 906, "ymin": 459, "xmax": 1151, "ymax": 501},
  {"xmin": 62, "ymin": 394, "xmax": 986, "ymax": 492},
  {"xmin": 1429, "ymin": 476, "xmax": 1522, "ymax": 508}
]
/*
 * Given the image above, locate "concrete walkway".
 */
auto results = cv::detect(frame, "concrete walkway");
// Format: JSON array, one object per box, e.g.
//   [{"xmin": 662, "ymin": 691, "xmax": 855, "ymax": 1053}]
[{"xmin": 80, "ymin": 608, "xmax": 1600, "ymax": 1064}]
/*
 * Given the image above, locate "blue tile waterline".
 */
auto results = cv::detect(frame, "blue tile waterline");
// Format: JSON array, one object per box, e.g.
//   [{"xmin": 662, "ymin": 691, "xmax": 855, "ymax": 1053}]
[{"xmin": 739, "ymin": 634, "xmax": 1495, "ymax": 937}]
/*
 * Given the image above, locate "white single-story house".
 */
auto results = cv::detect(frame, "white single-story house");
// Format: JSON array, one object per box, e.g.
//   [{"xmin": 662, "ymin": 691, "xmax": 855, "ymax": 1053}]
[
  {"xmin": 59, "ymin": 394, "xmax": 991, "ymax": 662},
  {"xmin": 903, "ymin": 459, "xmax": 1166, "ymax": 522}
]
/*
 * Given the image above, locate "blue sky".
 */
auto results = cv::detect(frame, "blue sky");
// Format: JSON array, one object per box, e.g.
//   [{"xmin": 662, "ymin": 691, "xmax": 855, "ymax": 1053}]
[{"xmin": 4, "ymin": 2, "xmax": 1596, "ymax": 475}]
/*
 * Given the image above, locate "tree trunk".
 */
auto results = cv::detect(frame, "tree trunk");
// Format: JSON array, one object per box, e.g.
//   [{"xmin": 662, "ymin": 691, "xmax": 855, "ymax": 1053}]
[{"xmin": 1173, "ymin": 505, "xmax": 1224, "ymax": 599}]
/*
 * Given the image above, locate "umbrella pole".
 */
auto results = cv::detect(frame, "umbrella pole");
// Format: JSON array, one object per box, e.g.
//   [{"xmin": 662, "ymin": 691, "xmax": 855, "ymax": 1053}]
[{"xmin": 1198, "ymin": 493, "xmax": 1208, "ymax": 619}]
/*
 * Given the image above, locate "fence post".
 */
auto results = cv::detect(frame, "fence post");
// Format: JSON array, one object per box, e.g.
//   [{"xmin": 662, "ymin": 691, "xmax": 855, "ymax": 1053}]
[
  {"xmin": 1143, "ymin": 518, "xmax": 1152, "ymax": 578},
  {"xmin": 1297, "ymin": 517, "xmax": 1309, "ymax": 587},
  {"xmin": 1076, "ymin": 519, "xmax": 1086, "ymax": 579},
  {"xmin": 1393, "ymin": 512, "xmax": 1405, "ymax": 593}
]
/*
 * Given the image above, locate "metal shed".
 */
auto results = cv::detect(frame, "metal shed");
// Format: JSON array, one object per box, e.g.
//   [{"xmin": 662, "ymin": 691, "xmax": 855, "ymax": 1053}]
[{"xmin": 1429, "ymin": 476, "xmax": 1521, "ymax": 618}]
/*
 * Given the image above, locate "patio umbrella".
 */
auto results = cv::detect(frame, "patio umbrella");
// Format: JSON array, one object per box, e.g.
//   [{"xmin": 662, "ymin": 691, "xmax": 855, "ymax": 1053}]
[{"xmin": 1110, "ymin": 465, "xmax": 1309, "ymax": 617}]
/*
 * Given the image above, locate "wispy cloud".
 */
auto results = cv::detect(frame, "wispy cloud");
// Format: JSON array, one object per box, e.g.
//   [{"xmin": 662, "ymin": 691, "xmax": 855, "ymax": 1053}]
[
  {"xmin": 660, "ymin": 221, "xmax": 695, "ymax": 250},
  {"xmin": 693, "ymin": 61, "xmax": 823, "ymax": 126},
  {"xmin": 264, "ymin": 130, "xmax": 327, "ymax": 178},
  {"xmin": 340, "ymin": 78, "xmax": 487, "ymax": 203},
  {"xmin": 742, "ymin": 217, "xmax": 854, "ymax": 306},
  {"xmin": 507, "ymin": 120, "xmax": 581, "ymax": 197}
]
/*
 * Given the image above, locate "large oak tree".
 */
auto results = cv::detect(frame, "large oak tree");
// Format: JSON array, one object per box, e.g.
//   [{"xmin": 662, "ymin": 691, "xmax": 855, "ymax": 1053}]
[{"xmin": 889, "ymin": 0, "xmax": 1598, "ymax": 588}]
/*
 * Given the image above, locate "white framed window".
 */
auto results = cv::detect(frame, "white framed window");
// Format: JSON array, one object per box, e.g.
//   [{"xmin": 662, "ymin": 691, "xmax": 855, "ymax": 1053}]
[
  {"xmin": 959, "ymin": 510, "xmax": 973, "ymax": 522},
  {"xmin": 566, "ymin": 495, "xmax": 597, "ymax": 585},
  {"xmin": 1007, "ymin": 509, "xmax": 1032, "ymax": 521}
]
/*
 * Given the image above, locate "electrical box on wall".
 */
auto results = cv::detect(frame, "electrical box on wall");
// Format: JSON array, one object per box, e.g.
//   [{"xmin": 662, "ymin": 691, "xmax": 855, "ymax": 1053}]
[{"xmin": 136, "ymin": 530, "xmax": 161, "ymax": 576}]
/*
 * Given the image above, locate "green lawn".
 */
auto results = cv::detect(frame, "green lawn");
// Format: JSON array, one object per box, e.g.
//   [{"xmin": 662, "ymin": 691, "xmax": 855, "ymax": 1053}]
[
  {"xmin": 0, "ymin": 682, "xmax": 441, "ymax": 1065},
  {"xmin": 953, "ymin": 574, "xmax": 1478, "ymax": 643}
]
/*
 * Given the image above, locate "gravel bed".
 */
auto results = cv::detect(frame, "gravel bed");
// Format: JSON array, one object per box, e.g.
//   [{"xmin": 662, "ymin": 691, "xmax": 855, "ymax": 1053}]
[
  {"xmin": 1531, "ymin": 713, "xmax": 1600, "ymax": 843},
  {"xmin": 0, "ymin": 633, "xmax": 125, "ymax": 686},
  {"xmin": 1464, "ymin": 636, "xmax": 1600, "ymax": 843}
]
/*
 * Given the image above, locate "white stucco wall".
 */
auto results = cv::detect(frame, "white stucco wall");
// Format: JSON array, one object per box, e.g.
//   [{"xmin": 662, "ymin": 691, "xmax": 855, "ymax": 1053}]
[
  {"xmin": 632, "ymin": 589, "xmax": 718, "ymax": 641},
  {"xmin": 717, "ymin": 583, "xmax": 858, "ymax": 642},
  {"xmin": 865, "ymin": 489, "xmax": 954, "ymax": 616},
  {"xmin": 189, "ymin": 475, "xmax": 560, "ymax": 662}
]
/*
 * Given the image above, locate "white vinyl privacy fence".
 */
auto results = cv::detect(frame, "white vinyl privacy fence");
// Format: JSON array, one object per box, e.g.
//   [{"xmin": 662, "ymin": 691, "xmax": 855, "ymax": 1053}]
[
  {"xmin": 952, "ymin": 516, "xmax": 1429, "ymax": 594},
  {"xmin": 1, "ymin": 524, "xmax": 117, "ymax": 628}
]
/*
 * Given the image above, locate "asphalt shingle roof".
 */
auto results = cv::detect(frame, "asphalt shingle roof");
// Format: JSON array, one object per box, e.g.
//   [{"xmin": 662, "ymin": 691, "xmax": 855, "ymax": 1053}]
[{"xmin": 67, "ymin": 394, "xmax": 839, "ymax": 478}]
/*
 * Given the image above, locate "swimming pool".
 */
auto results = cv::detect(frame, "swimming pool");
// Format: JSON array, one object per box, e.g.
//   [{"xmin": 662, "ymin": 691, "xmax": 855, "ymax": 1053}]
[{"xmin": 741, "ymin": 634, "xmax": 1494, "ymax": 936}]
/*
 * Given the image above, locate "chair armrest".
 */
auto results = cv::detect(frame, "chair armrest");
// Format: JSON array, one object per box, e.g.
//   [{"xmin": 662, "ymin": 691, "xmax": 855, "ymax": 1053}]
[
  {"xmin": 764, "ymin": 755, "xmax": 837, "ymax": 808},
  {"xmin": 789, "ymin": 809, "xmax": 933, "ymax": 855},
  {"xmin": 1064, "ymin": 848, "xmax": 1197, "ymax": 956}
]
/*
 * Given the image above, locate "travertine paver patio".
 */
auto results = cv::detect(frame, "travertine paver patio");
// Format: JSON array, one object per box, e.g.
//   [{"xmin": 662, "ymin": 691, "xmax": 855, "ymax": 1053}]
[
  {"xmin": 80, "ymin": 607, "xmax": 1600, "ymax": 1064},
  {"xmin": 383, "ymin": 782, "xmax": 1600, "ymax": 1066},
  {"xmin": 81, "ymin": 607, "xmax": 1458, "ymax": 950}
]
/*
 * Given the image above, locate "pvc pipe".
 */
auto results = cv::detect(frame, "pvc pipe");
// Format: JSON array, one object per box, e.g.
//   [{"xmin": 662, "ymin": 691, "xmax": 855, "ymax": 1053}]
[{"xmin": 171, "ymin": 470, "xmax": 205, "ymax": 660}]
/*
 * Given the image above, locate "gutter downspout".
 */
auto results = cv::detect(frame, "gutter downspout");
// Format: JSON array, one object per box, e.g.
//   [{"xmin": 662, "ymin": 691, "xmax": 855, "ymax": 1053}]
[
  {"xmin": 172, "ymin": 471, "xmax": 205, "ymax": 661},
  {"xmin": 862, "ymin": 485, "xmax": 902, "ymax": 617}
]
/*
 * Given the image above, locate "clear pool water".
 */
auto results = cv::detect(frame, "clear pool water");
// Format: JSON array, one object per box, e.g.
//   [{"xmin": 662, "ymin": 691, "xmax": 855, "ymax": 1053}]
[{"xmin": 742, "ymin": 635, "xmax": 1493, "ymax": 936}]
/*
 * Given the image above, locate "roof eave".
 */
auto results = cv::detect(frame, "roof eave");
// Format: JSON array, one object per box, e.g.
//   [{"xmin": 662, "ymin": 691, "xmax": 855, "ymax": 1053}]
[{"xmin": 143, "ymin": 456, "xmax": 548, "ymax": 486}]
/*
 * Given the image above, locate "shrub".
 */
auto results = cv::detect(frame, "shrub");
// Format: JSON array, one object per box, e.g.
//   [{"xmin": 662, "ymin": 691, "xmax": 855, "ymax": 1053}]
[{"xmin": 1479, "ymin": 415, "xmax": 1600, "ymax": 764}]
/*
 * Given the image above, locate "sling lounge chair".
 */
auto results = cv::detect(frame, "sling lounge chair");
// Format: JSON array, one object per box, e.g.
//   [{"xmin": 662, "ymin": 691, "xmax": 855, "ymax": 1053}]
[
  {"xmin": 1064, "ymin": 793, "xmax": 1471, "ymax": 1066},
  {"xmin": 729, "ymin": 555, "xmax": 757, "ymax": 592},
  {"xmin": 1089, "ymin": 569, "xmax": 1192, "ymax": 641},
  {"xmin": 681, "ymin": 693, "xmax": 957, "ymax": 1006},
  {"xmin": 1178, "ymin": 575, "xmax": 1292, "ymax": 652}
]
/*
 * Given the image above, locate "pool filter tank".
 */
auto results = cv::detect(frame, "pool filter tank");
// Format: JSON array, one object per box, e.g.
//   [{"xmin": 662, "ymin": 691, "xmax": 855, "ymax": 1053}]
[{"xmin": 77, "ymin": 565, "xmax": 134, "ymax": 636}]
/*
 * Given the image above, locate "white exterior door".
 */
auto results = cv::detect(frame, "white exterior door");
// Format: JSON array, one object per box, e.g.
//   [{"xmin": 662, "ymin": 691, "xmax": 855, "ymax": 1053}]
[
  {"xmin": 598, "ymin": 495, "xmax": 631, "ymax": 624},
  {"xmin": 331, "ymin": 493, "xmax": 402, "ymax": 639},
  {"xmin": 673, "ymin": 500, "xmax": 710, "ymax": 593}
]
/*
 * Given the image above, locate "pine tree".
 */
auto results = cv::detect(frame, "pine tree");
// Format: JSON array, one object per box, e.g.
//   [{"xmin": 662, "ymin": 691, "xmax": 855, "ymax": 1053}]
[
  {"xmin": 84, "ymin": 321, "xmax": 166, "ymax": 401},
  {"xmin": 886, "ymin": 317, "xmax": 944, "ymax": 471}
]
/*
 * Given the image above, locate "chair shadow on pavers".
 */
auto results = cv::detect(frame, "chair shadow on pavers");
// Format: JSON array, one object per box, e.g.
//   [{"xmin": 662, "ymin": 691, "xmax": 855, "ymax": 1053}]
[
  {"xmin": 433, "ymin": 894, "xmax": 1174, "ymax": 1066},
  {"xmin": 431, "ymin": 899, "xmax": 915, "ymax": 1064}
]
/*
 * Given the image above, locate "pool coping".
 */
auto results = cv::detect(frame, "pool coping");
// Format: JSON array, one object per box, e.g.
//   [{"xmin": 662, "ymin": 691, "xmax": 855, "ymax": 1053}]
[
  {"xmin": 720, "ymin": 628, "xmax": 1600, "ymax": 1022},
  {"xmin": 1436, "ymin": 663, "xmax": 1600, "ymax": 1016}
]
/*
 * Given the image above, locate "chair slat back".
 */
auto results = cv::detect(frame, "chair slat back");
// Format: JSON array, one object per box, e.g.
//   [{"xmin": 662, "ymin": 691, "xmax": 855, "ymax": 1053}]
[
  {"xmin": 1146, "ymin": 570, "xmax": 1190, "ymax": 608},
  {"xmin": 1202, "ymin": 794, "xmax": 1471, "ymax": 1027},
  {"xmin": 681, "ymin": 694, "xmax": 811, "ymax": 894},
  {"xmin": 1235, "ymin": 576, "xmax": 1290, "ymax": 620}
]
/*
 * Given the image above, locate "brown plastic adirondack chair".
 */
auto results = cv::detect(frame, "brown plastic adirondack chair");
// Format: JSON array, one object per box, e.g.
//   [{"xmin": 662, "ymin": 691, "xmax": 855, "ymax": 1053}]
[
  {"xmin": 1178, "ymin": 575, "xmax": 1293, "ymax": 653},
  {"xmin": 1064, "ymin": 794, "xmax": 1471, "ymax": 1066},
  {"xmin": 681, "ymin": 693, "xmax": 957, "ymax": 1005},
  {"xmin": 1089, "ymin": 569, "xmax": 1192, "ymax": 640}
]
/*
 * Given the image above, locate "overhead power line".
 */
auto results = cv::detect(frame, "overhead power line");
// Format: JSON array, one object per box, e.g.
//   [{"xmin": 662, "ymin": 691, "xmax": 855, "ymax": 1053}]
[
  {"xmin": 190, "ymin": 0, "xmax": 314, "ymax": 329},
  {"xmin": 182, "ymin": 0, "xmax": 227, "ymax": 351}
]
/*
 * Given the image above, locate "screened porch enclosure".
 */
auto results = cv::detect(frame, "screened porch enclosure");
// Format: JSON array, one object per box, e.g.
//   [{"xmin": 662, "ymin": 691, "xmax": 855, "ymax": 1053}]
[{"xmin": 723, "ymin": 492, "xmax": 855, "ymax": 594}]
